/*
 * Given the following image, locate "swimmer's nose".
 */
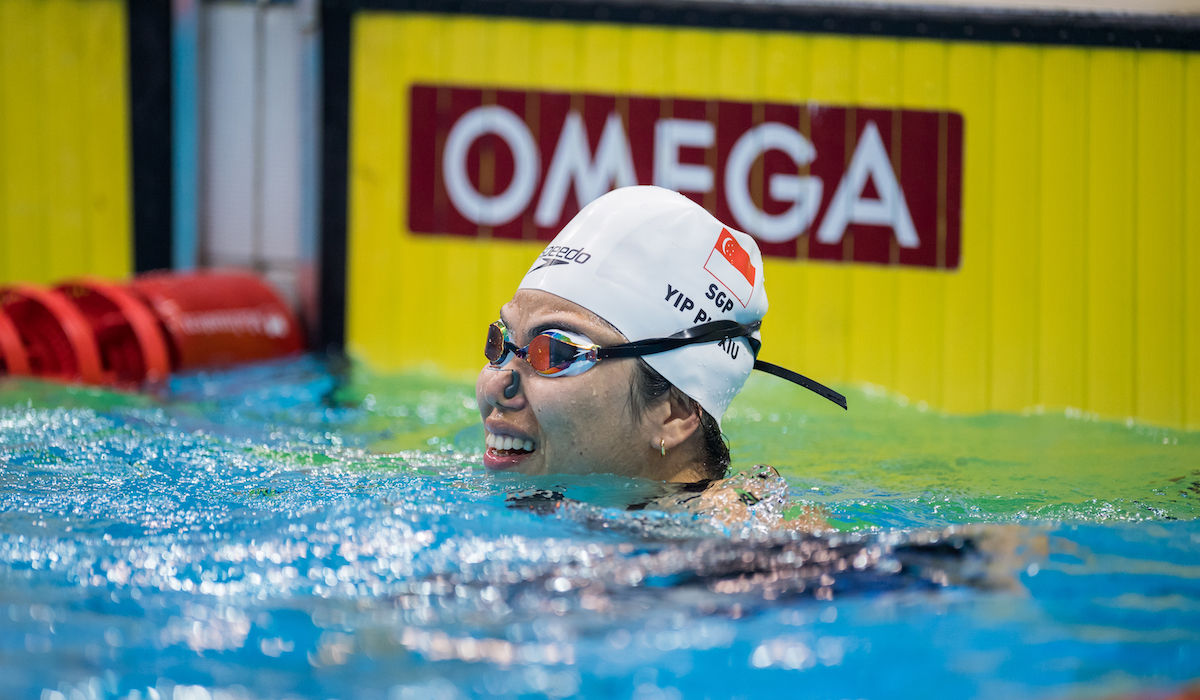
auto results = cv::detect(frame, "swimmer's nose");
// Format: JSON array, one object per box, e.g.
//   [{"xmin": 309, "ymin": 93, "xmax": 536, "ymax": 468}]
[
  {"xmin": 503, "ymin": 369, "xmax": 521, "ymax": 399},
  {"xmin": 477, "ymin": 365, "xmax": 527, "ymax": 413}
]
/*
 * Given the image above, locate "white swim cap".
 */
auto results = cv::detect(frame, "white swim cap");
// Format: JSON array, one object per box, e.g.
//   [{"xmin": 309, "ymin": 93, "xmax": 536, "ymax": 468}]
[{"xmin": 518, "ymin": 186, "xmax": 768, "ymax": 422}]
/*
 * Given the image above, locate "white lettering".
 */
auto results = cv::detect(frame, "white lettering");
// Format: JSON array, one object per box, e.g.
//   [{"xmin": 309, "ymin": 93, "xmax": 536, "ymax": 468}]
[
  {"xmin": 815, "ymin": 121, "xmax": 919, "ymax": 248},
  {"xmin": 534, "ymin": 111, "xmax": 637, "ymax": 226},
  {"xmin": 178, "ymin": 309, "xmax": 288, "ymax": 338},
  {"xmin": 653, "ymin": 118, "xmax": 715, "ymax": 194},
  {"xmin": 443, "ymin": 105, "xmax": 540, "ymax": 226},
  {"xmin": 724, "ymin": 122, "xmax": 824, "ymax": 243}
]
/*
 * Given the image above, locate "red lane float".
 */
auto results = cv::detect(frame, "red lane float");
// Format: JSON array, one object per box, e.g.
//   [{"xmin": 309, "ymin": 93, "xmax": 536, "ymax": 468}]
[
  {"xmin": 1111, "ymin": 684, "xmax": 1200, "ymax": 700},
  {"xmin": 0, "ymin": 309, "xmax": 30, "ymax": 375},
  {"xmin": 57, "ymin": 279, "xmax": 172, "ymax": 386},
  {"xmin": 0, "ymin": 286, "xmax": 104, "ymax": 384},
  {"xmin": 0, "ymin": 270, "xmax": 304, "ymax": 387},
  {"xmin": 129, "ymin": 270, "xmax": 304, "ymax": 371}
]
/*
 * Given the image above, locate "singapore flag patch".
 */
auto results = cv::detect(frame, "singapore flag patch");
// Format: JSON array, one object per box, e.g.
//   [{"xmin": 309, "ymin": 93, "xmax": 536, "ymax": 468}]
[{"xmin": 704, "ymin": 228, "xmax": 756, "ymax": 307}]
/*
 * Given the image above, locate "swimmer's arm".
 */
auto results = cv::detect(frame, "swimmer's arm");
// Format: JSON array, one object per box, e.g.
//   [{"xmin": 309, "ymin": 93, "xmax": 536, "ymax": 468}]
[
  {"xmin": 692, "ymin": 486, "xmax": 829, "ymax": 533},
  {"xmin": 780, "ymin": 503, "xmax": 830, "ymax": 532},
  {"xmin": 654, "ymin": 465, "xmax": 831, "ymax": 533}
]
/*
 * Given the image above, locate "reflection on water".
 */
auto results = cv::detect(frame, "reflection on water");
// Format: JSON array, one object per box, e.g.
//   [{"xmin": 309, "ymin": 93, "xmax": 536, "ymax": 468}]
[{"xmin": 0, "ymin": 356, "xmax": 1197, "ymax": 700}]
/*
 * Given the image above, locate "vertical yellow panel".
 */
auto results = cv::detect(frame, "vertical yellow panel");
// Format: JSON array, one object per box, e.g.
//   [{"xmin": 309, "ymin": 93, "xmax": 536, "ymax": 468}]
[
  {"xmin": 758, "ymin": 33, "xmax": 812, "ymax": 373},
  {"xmin": 1085, "ymin": 50, "xmax": 1136, "ymax": 420},
  {"xmin": 44, "ymin": 0, "xmax": 87, "ymax": 279},
  {"xmin": 443, "ymin": 16, "xmax": 489, "ymax": 83},
  {"xmin": 493, "ymin": 19, "xmax": 534, "ymax": 86},
  {"xmin": 671, "ymin": 29, "xmax": 714, "ymax": 98},
  {"xmin": 1037, "ymin": 48, "xmax": 1088, "ymax": 410},
  {"xmin": 581, "ymin": 23, "xmax": 625, "ymax": 93},
  {"xmin": 346, "ymin": 14, "xmax": 404, "ymax": 369},
  {"xmin": 847, "ymin": 38, "xmax": 899, "ymax": 391},
  {"xmin": 0, "ymin": 0, "xmax": 6, "ymax": 276},
  {"xmin": 451, "ymin": 19, "xmax": 497, "ymax": 372},
  {"xmin": 1134, "ymin": 52, "xmax": 1185, "ymax": 427},
  {"xmin": 943, "ymin": 42, "xmax": 994, "ymax": 413},
  {"xmin": 1187, "ymin": 54, "xmax": 1200, "ymax": 430},
  {"xmin": 485, "ymin": 19, "xmax": 542, "ymax": 338},
  {"xmin": 760, "ymin": 32, "xmax": 811, "ymax": 104},
  {"xmin": 895, "ymin": 40, "xmax": 947, "ymax": 407},
  {"xmin": 626, "ymin": 25, "xmax": 668, "ymax": 96},
  {"xmin": 990, "ymin": 45, "xmax": 1041, "ymax": 412},
  {"xmin": 714, "ymin": 31, "xmax": 760, "ymax": 101},
  {"xmin": 533, "ymin": 20, "xmax": 580, "ymax": 90},
  {"xmin": 81, "ymin": 0, "xmax": 131, "ymax": 279},
  {"xmin": 855, "ymin": 37, "xmax": 899, "ymax": 105},
  {"xmin": 393, "ymin": 15, "xmax": 445, "ymax": 371},
  {"xmin": 2, "ymin": 0, "xmax": 48, "ymax": 283},
  {"xmin": 0, "ymin": 0, "xmax": 130, "ymax": 286},
  {"xmin": 803, "ymin": 36, "xmax": 855, "ymax": 384},
  {"xmin": 413, "ymin": 15, "xmax": 476, "ymax": 371},
  {"xmin": 431, "ymin": 18, "xmax": 492, "ymax": 371}
]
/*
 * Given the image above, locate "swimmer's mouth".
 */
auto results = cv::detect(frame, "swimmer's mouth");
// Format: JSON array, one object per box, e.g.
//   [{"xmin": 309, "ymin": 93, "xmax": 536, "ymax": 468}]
[{"xmin": 484, "ymin": 431, "xmax": 536, "ymax": 469}]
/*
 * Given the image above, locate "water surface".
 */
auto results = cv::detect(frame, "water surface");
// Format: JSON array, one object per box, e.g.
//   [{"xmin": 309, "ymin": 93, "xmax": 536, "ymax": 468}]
[{"xmin": 1, "ymin": 357, "xmax": 1197, "ymax": 700}]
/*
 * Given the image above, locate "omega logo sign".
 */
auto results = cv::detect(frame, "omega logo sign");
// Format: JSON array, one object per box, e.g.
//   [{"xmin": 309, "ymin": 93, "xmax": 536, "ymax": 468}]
[{"xmin": 408, "ymin": 85, "xmax": 962, "ymax": 267}]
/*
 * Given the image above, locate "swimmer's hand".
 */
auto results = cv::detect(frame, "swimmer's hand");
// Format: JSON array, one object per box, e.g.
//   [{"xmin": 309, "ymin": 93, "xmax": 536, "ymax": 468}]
[{"xmin": 651, "ymin": 465, "xmax": 829, "ymax": 534}]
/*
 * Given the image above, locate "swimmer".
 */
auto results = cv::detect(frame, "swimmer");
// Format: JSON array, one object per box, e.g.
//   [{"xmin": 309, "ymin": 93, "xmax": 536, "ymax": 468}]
[{"xmin": 476, "ymin": 186, "xmax": 844, "ymax": 490}]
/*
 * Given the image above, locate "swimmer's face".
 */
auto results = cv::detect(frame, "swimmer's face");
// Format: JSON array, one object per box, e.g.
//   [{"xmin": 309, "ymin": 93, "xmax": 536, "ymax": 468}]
[{"xmin": 476, "ymin": 290, "xmax": 669, "ymax": 479}]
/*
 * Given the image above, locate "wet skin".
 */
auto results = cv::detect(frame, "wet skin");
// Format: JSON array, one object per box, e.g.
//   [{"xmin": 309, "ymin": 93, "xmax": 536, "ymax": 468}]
[{"xmin": 476, "ymin": 290, "xmax": 704, "ymax": 482}]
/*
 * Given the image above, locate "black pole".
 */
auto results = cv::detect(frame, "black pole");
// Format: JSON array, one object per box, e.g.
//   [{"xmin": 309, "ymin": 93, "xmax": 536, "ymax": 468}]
[
  {"xmin": 127, "ymin": 0, "xmax": 173, "ymax": 273},
  {"xmin": 318, "ymin": 0, "xmax": 351, "ymax": 353}
]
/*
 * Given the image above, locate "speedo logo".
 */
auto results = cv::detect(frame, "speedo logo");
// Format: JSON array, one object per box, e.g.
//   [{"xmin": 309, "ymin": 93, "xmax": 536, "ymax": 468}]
[{"xmin": 529, "ymin": 245, "xmax": 592, "ymax": 272}]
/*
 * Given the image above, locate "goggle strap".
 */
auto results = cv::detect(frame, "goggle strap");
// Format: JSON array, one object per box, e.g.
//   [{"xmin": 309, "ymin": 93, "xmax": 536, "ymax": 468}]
[
  {"xmin": 753, "ymin": 360, "xmax": 848, "ymax": 410},
  {"xmin": 597, "ymin": 320, "xmax": 759, "ymax": 359},
  {"xmin": 494, "ymin": 319, "xmax": 846, "ymax": 409},
  {"xmin": 595, "ymin": 318, "xmax": 846, "ymax": 409}
]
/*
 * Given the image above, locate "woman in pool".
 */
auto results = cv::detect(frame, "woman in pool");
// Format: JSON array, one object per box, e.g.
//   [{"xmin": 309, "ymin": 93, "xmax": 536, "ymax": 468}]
[{"xmin": 476, "ymin": 186, "xmax": 844, "ymax": 489}]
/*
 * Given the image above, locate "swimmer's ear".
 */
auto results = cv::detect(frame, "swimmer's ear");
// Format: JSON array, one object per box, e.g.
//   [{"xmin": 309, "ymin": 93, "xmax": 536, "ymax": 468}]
[{"xmin": 649, "ymin": 392, "xmax": 702, "ymax": 454}]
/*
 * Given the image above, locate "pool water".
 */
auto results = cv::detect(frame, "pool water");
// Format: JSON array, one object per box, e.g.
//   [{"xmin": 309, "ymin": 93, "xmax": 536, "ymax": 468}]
[{"xmin": 1, "ymin": 356, "xmax": 1197, "ymax": 700}]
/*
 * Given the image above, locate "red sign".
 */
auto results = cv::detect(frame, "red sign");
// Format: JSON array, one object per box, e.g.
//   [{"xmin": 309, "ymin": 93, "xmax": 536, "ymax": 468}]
[{"xmin": 408, "ymin": 84, "xmax": 962, "ymax": 268}]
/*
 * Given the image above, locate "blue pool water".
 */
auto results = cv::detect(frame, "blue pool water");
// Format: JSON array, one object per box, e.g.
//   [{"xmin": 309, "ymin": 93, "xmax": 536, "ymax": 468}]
[{"xmin": 0, "ymin": 356, "xmax": 1197, "ymax": 700}]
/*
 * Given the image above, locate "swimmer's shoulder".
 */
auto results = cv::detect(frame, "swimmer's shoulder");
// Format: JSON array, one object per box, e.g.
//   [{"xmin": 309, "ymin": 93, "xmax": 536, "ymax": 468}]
[{"xmin": 501, "ymin": 466, "xmax": 829, "ymax": 533}]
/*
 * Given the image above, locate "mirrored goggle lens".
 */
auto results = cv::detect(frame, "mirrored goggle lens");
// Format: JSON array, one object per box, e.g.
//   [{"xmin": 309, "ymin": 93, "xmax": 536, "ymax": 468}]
[
  {"xmin": 526, "ymin": 334, "xmax": 592, "ymax": 375},
  {"xmin": 485, "ymin": 323, "xmax": 508, "ymax": 364}
]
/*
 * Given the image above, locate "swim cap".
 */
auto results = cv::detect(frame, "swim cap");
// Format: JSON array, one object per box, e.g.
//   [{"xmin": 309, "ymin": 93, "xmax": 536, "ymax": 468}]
[{"xmin": 518, "ymin": 186, "xmax": 768, "ymax": 422}]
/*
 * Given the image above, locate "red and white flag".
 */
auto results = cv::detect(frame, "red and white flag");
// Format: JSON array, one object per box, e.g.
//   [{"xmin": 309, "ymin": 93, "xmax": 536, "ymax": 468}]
[{"xmin": 704, "ymin": 228, "xmax": 756, "ymax": 307}]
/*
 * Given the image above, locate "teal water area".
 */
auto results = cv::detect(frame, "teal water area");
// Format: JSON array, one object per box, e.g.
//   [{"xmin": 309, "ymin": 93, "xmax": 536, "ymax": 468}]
[{"xmin": 0, "ymin": 356, "xmax": 1197, "ymax": 699}]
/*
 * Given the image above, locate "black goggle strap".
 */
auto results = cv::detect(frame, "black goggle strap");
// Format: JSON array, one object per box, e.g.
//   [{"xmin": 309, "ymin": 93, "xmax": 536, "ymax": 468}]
[
  {"xmin": 597, "ymin": 320, "xmax": 847, "ymax": 410},
  {"xmin": 596, "ymin": 320, "xmax": 758, "ymax": 358},
  {"xmin": 752, "ymin": 360, "xmax": 847, "ymax": 410}
]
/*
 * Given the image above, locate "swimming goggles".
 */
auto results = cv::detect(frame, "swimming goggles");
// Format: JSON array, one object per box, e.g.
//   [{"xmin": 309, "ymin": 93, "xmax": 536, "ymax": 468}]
[{"xmin": 485, "ymin": 319, "xmax": 847, "ymax": 409}]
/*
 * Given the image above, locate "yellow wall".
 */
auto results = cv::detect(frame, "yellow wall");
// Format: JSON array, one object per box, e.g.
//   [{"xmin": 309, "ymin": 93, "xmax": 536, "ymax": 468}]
[
  {"xmin": 345, "ymin": 12, "xmax": 1200, "ymax": 430},
  {"xmin": 0, "ymin": 0, "xmax": 132, "ymax": 284}
]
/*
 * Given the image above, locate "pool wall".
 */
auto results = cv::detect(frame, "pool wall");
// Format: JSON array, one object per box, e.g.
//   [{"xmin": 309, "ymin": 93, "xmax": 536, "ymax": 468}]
[
  {"xmin": 3, "ymin": 0, "xmax": 1198, "ymax": 431},
  {"xmin": 334, "ymin": 2, "xmax": 1200, "ymax": 430}
]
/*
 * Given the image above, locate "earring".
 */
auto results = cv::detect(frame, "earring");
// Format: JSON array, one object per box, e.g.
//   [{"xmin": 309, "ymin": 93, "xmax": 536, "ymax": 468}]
[{"xmin": 660, "ymin": 438, "xmax": 666, "ymax": 457}]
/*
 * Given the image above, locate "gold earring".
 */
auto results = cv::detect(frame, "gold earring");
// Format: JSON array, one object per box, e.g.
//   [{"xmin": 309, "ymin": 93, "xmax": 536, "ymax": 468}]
[{"xmin": 660, "ymin": 438, "xmax": 666, "ymax": 457}]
